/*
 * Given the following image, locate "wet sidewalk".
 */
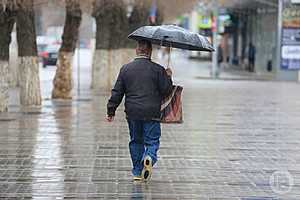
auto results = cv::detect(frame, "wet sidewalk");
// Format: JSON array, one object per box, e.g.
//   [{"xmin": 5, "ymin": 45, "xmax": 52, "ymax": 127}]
[
  {"xmin": 165, "ymin": 51, "xmax": 275, "ymax": 82},
  {"xmin": 1, "ymin": 52, "xmax": 300, "ymax": 199}
]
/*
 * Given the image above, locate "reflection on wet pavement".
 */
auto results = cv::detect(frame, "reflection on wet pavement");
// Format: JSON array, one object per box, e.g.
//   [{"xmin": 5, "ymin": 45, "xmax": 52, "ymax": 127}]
[{"xmin": 1, "ymin": 80, "xmax": 300, "ymax": 199}]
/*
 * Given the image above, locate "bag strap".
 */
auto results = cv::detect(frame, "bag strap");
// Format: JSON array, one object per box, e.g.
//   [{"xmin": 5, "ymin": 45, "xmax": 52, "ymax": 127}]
[{"xmin": 161, "ymin": 86, "xmax": 178, "ymax": 111}]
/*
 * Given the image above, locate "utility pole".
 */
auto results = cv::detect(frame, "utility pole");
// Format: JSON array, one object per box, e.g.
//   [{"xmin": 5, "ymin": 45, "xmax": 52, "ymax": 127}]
[
  {"xmin": 212, "ymin": 0, "xmax": 219, "ymax": 79},
  {"xmin": 77, "ymin": 29, "xmax": 81, "ymax": 97},
  {"xmin": 276, "ymin": 0, "xmax": 282, "ymax": 81}
]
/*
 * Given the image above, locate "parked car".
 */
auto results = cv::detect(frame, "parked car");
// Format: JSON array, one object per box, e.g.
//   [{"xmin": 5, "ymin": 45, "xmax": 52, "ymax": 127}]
[
  {"xmin": 37, "ymin": 44, "xmax": 47, "ymax": 61},
  {"xmin": 41, "ymin": 44, "xmax": 60, "ymax": 68},
  {"xmin": 37, "ymin": 36, "xmax": 48, "ymax": 61}
]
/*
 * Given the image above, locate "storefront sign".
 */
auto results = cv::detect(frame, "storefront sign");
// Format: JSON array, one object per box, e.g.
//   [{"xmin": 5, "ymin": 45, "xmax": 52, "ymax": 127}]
[
  {"xmin": 198, "ymin": 15, "xmax": 212, "ymax": 29},
  {"xmin": 281, "ymin": 0, "xmax": 300, "ymax": 70}
]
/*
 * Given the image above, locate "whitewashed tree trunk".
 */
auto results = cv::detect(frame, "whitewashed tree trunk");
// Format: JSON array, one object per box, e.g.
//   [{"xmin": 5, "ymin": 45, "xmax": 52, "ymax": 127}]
[
  {"xmin": 91, "ymin": 0, "xmax": 131, "ymax": 91},
  {"xmin": 52, "ymin": 51, "xmax": 73, "ymax": 99},
  {"xmin": 18, "ymin": 56, "xmax": 41, "ymax": 106},
  {"xmin": 9, "ymin": 32, "xmax": 19, "ymax": 88},
  {"xmin": 91, "ymin": 49, "xmax": 135, "ymax": 91},
  {"xmin": 91, "ymin": 49, "xmax": 108, "ymax": 90},
  {"xmin": 0, "ymin": 5, "xmax": 15, "ymax": 112},
  {"xmin": 16, "ymin": 0, "xmax": 41, "ymax": 106},
  {"xmin": 51, "ymin": 0, "xmax": 81, "ymax": 99},
  {"xmin": 9, "ymin": 49, "xmax": 20, "ymax": 87},
  {"xmin": 0, "ymin": 61, "xmax": 9, "ymax": 112}
]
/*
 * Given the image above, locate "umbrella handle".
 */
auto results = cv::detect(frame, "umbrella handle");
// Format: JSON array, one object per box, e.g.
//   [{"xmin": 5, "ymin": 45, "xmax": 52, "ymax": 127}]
[
  {"xmin": 160, "ymin": 37, "xmax": 172, "ymax": 69},
  {"xmin": 167, "ymin": 46, "xmax": 172, "ymax": 69}
]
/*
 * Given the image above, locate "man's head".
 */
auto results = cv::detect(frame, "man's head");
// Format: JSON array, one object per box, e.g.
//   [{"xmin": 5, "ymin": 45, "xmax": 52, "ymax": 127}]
[{"xmin": 136, "ymin": 40, "xmax": 152, "ymax": 58}]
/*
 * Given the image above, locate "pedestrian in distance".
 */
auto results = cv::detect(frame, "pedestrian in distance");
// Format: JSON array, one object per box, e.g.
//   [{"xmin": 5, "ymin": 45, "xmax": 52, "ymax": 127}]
[
  {"xmin": 106, "ymin": 40, "xmax": 173, "ymax": 182},
  {"xmin": 248, "ymin": 42, "xmax": 256, "ymax": 72},
  {"xmin": 217, "ymin": 44, "xmax": 223, "ymax": 69}
]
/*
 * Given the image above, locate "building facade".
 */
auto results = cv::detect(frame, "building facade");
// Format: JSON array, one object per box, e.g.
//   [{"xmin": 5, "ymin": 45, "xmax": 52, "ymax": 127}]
[{"xmin": 188, "ymin": 0, "xmax": 300, "ymax": 81}]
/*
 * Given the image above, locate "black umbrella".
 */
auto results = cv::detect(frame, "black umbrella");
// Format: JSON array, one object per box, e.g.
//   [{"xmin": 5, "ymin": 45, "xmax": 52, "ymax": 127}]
[{"xmin": 128, "ymin": 24, "xmax": 214, "ymax": 52}]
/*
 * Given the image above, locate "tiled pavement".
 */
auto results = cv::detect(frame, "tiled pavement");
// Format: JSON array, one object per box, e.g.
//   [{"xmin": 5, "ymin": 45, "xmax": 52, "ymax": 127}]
[
  {"xmin": 1, "ymin": 79, "xmax": 300, "ymax": 199},
  {"xmin": 1, "ymin": 53, "xmax": 300, "ymax": 199}
]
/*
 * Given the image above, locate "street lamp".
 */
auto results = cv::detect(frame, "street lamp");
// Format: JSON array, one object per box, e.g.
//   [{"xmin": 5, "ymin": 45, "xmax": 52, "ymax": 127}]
[{"xmin": 212, "ymin": 0, "xmax": 220, "ymax": 79}]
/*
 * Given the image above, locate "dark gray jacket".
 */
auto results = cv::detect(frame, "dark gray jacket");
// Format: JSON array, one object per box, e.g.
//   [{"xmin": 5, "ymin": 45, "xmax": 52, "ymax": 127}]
[{"xmin": 107, "ymin": 57, "xmax": 173, "ymax": 120}]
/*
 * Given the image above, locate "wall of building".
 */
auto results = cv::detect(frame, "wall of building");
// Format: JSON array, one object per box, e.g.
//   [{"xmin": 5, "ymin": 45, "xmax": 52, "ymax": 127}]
[
  {"xmin": 251, "ymin": 10, "xmax": 277, "ymax": 75},
  {"xmin": 251, "ymin": 6, "xmax": 299, "ymax": 81}
]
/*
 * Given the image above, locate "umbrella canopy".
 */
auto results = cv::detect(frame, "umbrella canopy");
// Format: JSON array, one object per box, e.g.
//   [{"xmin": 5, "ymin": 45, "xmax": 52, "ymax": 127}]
[{"xmin": 128, "ymin": 25, "xmax": 214, "ymax": 52}]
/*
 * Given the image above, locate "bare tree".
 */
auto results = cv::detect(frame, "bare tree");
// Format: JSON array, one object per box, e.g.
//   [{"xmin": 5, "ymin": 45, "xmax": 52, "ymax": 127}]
[
  {"xmin": 129, "ymin": 1, "xmax": 150, "ymax": 29},
  {"xmin": 52, "ymin": 0, "xmax": 82, "ymax": 99},
  {"xmin": 0, "ymin": 2, "xmax": 15, "ymax": 112},
  {"xmin": 133, "ymin": 0, "xmax": 196, "ymax": 22},
  {"xmin": 157, "ymin": 0, "xmax": 198, "ymax": 22},
  {"xmin": 93, "ymin": 0, "xmax": 128, "ymax": 50},
  {"xmin": 16, "ymin": 0, "xmax": 42, "ymax": 106},
  {"xmin": 90, "ymin": 0, "xmax": 163, "ymax": 90}
]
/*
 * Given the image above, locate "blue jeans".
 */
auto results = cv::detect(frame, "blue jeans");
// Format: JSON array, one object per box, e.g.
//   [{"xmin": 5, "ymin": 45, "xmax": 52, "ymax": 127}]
[{"xmin": 127, "ymin": 120, "xmax": 161, "ymax": 176}]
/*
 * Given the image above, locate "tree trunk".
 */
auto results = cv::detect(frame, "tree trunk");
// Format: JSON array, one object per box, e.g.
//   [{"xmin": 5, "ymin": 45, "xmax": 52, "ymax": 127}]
[
  {"xmin": 0, "ymin": 61, "xmax": 9, "ymax": 112},
  {"xmin": 0, "ymin": 5, "xmax": 15, "ymax": 112},
  {"xmin": 16, "ymin": 0, "xmax": 41, "ymax": 106},
  {"xmin": 91, "ymin": 0, "xmax": 133, "ymax": 91},
  {"xmin": 92, "ymin": 49, "xmax": 135, "ymax": 91},
  {"xmin": 52, "ymin": 0, "xmax": 82, "ymax": 99}
]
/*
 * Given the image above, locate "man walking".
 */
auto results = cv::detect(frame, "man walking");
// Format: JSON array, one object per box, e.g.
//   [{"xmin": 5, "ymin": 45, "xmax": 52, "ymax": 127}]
[{"xmin": 106, "ymin": 40, "xmax": 173, "ymax": 182}]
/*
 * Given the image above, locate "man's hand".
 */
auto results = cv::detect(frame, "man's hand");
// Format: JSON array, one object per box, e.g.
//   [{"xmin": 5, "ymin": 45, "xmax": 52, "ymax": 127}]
[
  {"xmin": 165, "ymin": 68, "xmax": 173, "ymax": 77},
  {"xmin": 106, "ymin": 116, "xmax": 114, "ymax": 122}
]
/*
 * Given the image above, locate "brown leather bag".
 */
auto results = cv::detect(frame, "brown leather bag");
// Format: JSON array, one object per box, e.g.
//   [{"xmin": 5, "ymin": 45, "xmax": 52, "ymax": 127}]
[{"xmin": 160, "ymin": 85, "xmax": 183, "ymax": 123}]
